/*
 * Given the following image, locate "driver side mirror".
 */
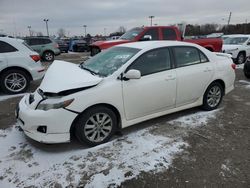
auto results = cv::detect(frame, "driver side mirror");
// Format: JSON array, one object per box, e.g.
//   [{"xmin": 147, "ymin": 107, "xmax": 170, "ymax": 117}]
[
  {"xmin": 123, "ymin": 69, "xmax": 141, "ymax": 80},
  {"xmin": 140, "ymin": 35, "xmax": 152, "ymax": 41}
]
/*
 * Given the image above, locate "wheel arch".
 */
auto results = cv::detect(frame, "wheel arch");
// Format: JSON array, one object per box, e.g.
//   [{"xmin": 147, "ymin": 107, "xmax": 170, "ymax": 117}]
[
  {"xmin": 207, "ymin": 79, "xmax": 225, "ymax": 95},
  {"xmin": 238, "ymin": 50, "xmax": 246, "ymax": 56},
  {"xmin": 0, "ymin": 66, "xmax": 33, "ymax": 81},
  {"xmin": 70, "ymin": 103, "xmax": 122, "ymax": 139}
]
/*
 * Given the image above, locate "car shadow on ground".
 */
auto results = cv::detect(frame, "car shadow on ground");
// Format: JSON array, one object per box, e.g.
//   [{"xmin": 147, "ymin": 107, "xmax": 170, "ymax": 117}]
[{"xmin": 17, "ymin": 106, "xmax": 204, "ymax": 153}]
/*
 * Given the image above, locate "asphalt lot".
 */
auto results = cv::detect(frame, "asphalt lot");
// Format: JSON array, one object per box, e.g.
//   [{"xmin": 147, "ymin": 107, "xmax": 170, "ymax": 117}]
[{"xmin": 0, "ymin": 53, "xmax": 249, "ymax": 187}]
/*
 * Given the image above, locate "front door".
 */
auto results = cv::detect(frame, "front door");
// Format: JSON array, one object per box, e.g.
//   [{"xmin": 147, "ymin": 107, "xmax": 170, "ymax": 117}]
[{"xmin": 122, "ymin": 47, "xmax": 176, "ymax": 120}]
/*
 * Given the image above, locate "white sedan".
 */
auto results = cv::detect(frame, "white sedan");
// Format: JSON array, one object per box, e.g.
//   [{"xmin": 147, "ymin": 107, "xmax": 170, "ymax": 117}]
[
  {"xmin": 16, "ymin": 41, "xmax": 235, "ymax": 146},
  {"xmin": 0, "ymin": 37, "xmax": 45, "ymax": 94}
]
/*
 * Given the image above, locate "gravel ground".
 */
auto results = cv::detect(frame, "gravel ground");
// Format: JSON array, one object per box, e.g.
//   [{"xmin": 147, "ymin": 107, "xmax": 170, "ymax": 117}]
[{"xmin": 0, "ymin": 53, "xmax": 249, "ymax": 187}]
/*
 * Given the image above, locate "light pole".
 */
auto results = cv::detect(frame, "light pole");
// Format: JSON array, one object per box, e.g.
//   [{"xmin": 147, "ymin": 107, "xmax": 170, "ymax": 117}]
[
  {"xmin": 43, "ymin": 19, "xmax": 49, "ymax": 36},
  {"xmin": 149, "ymin": 16, "xmax": 155, "ymax": 26},
  {"xmin": 104, "ymin": 28, "xmax": 106, "ymax": 36},
  {"xmin": 83, "ymin": 25, "xmax": 87, "ymax": 37},
  {"xmin": 27, "ymin": 26, "xmax": 31, "ymax": 36}
]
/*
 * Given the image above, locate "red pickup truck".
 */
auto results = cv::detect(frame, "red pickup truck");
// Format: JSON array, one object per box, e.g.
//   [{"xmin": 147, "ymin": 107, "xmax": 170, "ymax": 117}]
[{"xmin": 90, "ymin": 26, "xmax": 222, "ymax": 56}]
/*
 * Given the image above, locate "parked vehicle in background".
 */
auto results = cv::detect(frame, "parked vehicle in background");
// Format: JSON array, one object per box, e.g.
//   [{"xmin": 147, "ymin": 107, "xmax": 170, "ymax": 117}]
[
  {"xmin": 24, "ymin": 37, "xmax": 60, "ymax": 62},
  {"xmin": 89, "ymin": 26, "xmax": 223, "ymax": 56},
  {"xmin": 243, "ymin": 57, "xmax": 250, "ymax": 78},
  {"xmin": 222, "ymin": 35, "xmax": 250, "ymax": 64},
  {"xmin": 69, "ymin": 39, "xmax": 89, "ymax": 52},
  {"xmin": 16, "ymin": 41, "xmax": 235, "ymax": 146},
  {"xmin": 0, "ymin": 37, "xmax": 45, "ymax": 94},
  {"xmin": 55, "ymin": 39, "xmax": 69, "ymax": 53},
  {"xmin": 107, "ymin": 36, "xmax": 120, "ymax": 40}
]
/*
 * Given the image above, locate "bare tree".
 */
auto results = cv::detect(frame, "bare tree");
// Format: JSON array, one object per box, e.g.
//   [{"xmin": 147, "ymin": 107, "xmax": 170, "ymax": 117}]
[{"xmin": 57, "ymin": 28, "xmax": 66, "ymax": 38}]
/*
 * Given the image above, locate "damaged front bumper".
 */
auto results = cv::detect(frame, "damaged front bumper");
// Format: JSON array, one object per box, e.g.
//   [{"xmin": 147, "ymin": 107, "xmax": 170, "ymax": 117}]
[{"xmin": 16, "ymin": 94, "xmax": 78, "ymax": 144}]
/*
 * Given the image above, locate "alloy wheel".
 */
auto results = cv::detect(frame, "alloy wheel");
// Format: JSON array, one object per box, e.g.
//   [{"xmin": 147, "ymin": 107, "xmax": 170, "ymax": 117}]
[
  {"xmin": 84, "ymin": 113, "xmax": 113, "ymax": 143},
  {"xmin": 207, "ymin": 85, "xmax": 222, "ymax": 108},
  {"xmin": 4, "ymin": 73, "xmax": 27, "ymax": 93}
]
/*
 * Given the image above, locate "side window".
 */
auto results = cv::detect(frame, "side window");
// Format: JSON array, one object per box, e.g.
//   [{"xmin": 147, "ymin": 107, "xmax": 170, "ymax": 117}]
[
  {"xmin": 173, "ymin": 47, "xmax": 209, "ymax": 67},
  {"xmin": 0, "ymin": 41, "xmax": 18, "ymax": 53},
  {"xmin": 29, "ymin": 39, "xmax": 39, "ymax": 45},
  {"xmin": 42, "ymin": 39, "xmax": 51, "ymax": 44},
  {"xmin": 162, "ymin": 28, "xmax": 177, "ymax": 40},
  {"xmin": 141, "ymin": 28, "xmax": 159, "ymax": 40},
  {"xmin": 200, "ymin": 52, "xmax": 209, "ymax": 63},
  {"xmin": 128, "ymin": 48, "xmax": 171, "ymax": 76}
]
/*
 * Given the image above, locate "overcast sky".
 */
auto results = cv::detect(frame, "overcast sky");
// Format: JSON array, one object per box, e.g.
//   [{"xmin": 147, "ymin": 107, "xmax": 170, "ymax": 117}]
[{"xmin": 0, "ymin": 0, "xmax": 249, "ymax": 37}]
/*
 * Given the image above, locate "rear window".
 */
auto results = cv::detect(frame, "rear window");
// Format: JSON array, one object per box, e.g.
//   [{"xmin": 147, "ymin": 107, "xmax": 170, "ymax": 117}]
[
  {"xmin": 0, "ymin": 41, "xmax": 18, "ymax": 53},
  {"xmin": 22, "ymin": 42, "xmax": 34, "ymax": 51},
  {"xmin": 162, "ymin": 28, "xmax": 177, "ymax": 40},
  {"xmin": 25, "ymin": 38, "xmax": 52, "ymax": 45}
]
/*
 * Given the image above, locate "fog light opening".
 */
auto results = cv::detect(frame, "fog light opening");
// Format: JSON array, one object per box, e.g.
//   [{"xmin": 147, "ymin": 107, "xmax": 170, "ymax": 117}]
[{"xmin": 37, "ymin": 126, "xmax": 47, "ymax": 133}]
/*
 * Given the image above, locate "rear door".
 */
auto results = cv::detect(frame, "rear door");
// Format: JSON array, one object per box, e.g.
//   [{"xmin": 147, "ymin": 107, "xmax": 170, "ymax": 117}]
[
  {"xmin": 122, "ymin": 47, "xmax": 176, "ymax": 120},
  {"xmin": 0, "ymin": 40, "xmax": 18, "ymax": 69},
  {"xmin": 172, "ymin": 46, "xmax": 214, "ymax": 107},
  {"xmin": 0, "ymin": 41, "xmax": 8, "ymax": 71}
]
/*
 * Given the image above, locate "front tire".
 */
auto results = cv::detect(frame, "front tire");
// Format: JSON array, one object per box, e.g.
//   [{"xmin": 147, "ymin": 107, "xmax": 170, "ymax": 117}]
[
  {"xmin": 43, "ymin": 51, "xmax": 54, "ymax": 62},
  {"xmin": 74, "ymin": 106, "xmax": 117, "ymax": 146},
  {"xmin": 202, "ymin": 82, "xmax": 223, "ymax": 111},
  {"xmin": 0, "ymin": 69, "xmax": 30, "ymax": 94}
]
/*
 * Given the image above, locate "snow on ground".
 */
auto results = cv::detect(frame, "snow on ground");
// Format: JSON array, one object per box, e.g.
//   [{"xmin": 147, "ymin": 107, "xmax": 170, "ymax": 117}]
[
  {"xmin": 0, "ymin": 93, "xmax": 26, "ymax": 102},
  {"xmin": 168, "ymin": 109, "xmax": 221, "ymax": 128},
  {"xmin": 239, "ymin": 80, "xmax": 250, "ymax": 89},
  {"xmin": 0, "ymin": 109, "xmax": 220, "ymax": 187},
  {"xmin": 236, "ymin": 64, "xmax": 244, "ymax": 69}
]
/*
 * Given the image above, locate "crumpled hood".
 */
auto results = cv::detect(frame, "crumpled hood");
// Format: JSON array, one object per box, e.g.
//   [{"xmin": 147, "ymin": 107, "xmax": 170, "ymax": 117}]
[
  {"xmin": 222, "ymin": 44, "xmax": 241, "ymax": 51},
  {"xmin": 39, "ymin": 60, "xmax": 103, "ymax": 93}
]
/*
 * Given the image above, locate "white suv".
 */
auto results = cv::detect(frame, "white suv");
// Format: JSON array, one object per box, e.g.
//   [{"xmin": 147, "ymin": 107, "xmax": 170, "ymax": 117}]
[
  {"xmin": 222, "ymin": 35, "xmax": 250, "ymax": 64},
  {"xmin": 0, "ymin": 37, "xmax": 45, "ymax": 94}
]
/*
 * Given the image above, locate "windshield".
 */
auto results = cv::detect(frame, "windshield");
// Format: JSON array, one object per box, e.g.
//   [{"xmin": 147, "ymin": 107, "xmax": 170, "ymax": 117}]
[
  {"xmin": 224, "ymin": 37, "xmax": 248, "ymax": 45},
  {"xmin": 120, "ymin": 27, "xmax": 144, "ymax": 40},
  {"xmin": 80, "ymin": 46, "xmax": 140, "ymax": 77}
]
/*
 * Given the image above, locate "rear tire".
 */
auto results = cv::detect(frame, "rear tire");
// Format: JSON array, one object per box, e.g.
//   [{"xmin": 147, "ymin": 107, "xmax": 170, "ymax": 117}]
[
  {"xmin": 74, "ymin": 106, "xmax": 117, "ymax": 146},
  {"xmin": 202, "ymin": 82, "xmax": 223, "ymax": 111},
  {"xmin": 244, "ymin": 60, "xmax": 250, "ymax": 78},
  {"xmin": 43, "ymin": 51, "xmax": 54, "ymax": 62},
  {"xmin": 236, "ymin": 52, "xmax": 246, "ymax": 64},
  {"xmin": 0, "ymin": 69, "xmax": 30, "ymax": 94}
]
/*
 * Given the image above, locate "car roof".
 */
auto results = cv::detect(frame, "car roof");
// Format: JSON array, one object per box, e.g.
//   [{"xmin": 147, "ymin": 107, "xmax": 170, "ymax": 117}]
[
  {"xmin": 117, "ymin": 41, "xmax": 200, "ymax": 50},
  {"xmin": 0, "ymin": 37, "xmax": 24, "ymax": 44}
]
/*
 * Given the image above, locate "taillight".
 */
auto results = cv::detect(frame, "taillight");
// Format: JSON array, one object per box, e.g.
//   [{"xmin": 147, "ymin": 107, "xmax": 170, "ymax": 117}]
[
  {"xmin": 231, "ymin": 63, "xmax": 236, "ymax": 70},
  {"xmin": 30, "ymin": 55, "xmax": 40, "ymax": 62},
  {"xmin": 54, "ymin": 43, "xmax": 59, "ymax": 48}
]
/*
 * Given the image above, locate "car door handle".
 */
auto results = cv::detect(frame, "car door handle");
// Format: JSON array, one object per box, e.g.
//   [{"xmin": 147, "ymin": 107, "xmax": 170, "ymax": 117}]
[
  {"xmin": 203, "ymin": 68, "xmax": 212, "ymax": 72},
  {"xmin": 165, "ymin": 76, "xmax": 176, "ymax": 81}
]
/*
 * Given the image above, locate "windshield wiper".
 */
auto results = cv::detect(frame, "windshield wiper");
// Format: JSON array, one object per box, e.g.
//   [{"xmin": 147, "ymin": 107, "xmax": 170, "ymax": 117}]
[{"xmin": 80, "ymin": 64, "xmax": 97, "ymax": 75}]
